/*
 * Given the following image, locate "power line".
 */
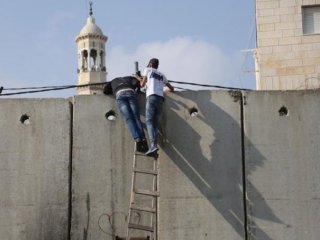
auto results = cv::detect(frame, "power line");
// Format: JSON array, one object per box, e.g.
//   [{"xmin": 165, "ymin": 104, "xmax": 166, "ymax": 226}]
[
  {"xmin": 4, "ymin": 85, "xmax": 76, "ymax": 91},
  {"xmin": 0, "ymin": 80, "xmax": 253, "ymax": 96},
  {"xmin": 0, "ymin": 86, "xmax": 75, "ymax": 96},
  {"xmin": 0, "ymin": 82, "xmax": 105, "ymax": 96},
  {"xmin": 168, "ymin": 80, "xmax": 252, "ymax": 91}
]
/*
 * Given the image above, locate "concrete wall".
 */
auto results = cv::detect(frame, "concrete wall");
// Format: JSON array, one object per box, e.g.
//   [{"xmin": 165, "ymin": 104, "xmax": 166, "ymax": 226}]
[
  {"xmin": 71, "ymin": 95, "xmax": 134, "ymax": 240},
  {"xmin": 243, "ymin": 90, "xmax": 320, "ymax": 240},
  {"xmin": 0, "ymin": 99, "xmax": 71, "ymax": 240},
  {"xmin": 1, "ymin": 90, "xmax": 320, "ymax": 240},
  {"xmin": 256, "ymin": 0, "xmax": 320, "ymax": 90},
  {"xmin": 159, "ymin": 91, "xmax": 244, "ymax": 239}
]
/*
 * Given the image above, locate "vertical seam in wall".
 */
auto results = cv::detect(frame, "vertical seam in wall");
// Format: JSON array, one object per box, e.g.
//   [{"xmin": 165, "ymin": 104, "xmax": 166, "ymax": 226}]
[
  {"xmin": 68, "ymin": 100, "xmax": 73, "ymax": 240},
  {"xmin": 240, "ymin": 91, "xmax": 248, "ymax": 240}
]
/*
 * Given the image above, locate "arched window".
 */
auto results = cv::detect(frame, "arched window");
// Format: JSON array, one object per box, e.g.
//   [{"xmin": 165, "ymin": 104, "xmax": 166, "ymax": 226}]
[
  {"xmin": 100, "ymin": 50, "xmax": 104, "ymax": 69},
  {"xmin": 81, "ymin": 50, "xmax": 88, "ymax": 71},
  {"xmin": 90, "ymin": 49, "xmax": 98, "ymax": 70}
]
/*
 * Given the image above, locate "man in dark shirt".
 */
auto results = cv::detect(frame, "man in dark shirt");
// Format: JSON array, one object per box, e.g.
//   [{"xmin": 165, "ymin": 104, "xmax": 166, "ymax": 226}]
[{"xmin": 104, "ymin": 76, "xmax": 148, "ymax": 152}]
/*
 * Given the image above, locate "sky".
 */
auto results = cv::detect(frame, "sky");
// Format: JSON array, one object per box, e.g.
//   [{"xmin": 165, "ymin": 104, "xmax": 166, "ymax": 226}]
[{"xmin": 0, "ymin": 0, "xmax": 256, "ymax": 98}]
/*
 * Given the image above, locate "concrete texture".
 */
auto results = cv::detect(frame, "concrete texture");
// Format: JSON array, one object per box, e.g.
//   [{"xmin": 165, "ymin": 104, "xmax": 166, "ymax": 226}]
[
  {"xmin": 70, "ymin": 91, "xmax": 245, "ymax": 240},
  {"xmin": 2, "ymin": 90, "xmax": 320, "ymax": 240},
  {"xmin": 159, "ymin": 90, "xmax": 245, "ymax": 239},
  {"xmin": 0, "ymin": 99, "xmax": 71, "ymax": 240},
  {"xmin": 71, "ymin": 95, "xmax": 137, "ymax": 240},
  {"xmin": 243, "ymin": 90, "xmax": 320, "ymax": 240}
]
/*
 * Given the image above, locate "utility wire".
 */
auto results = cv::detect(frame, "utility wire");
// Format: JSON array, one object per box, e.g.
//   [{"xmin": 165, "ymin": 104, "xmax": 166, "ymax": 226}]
[
  {"xmin": 168, "ymin": 80, "xmax": 252, "ymax": 91},
  {"xmin": 4, "ymin": 85, "xmax": 76, "ymax": 90},
  {"xmin": 0, "ymin": 80, "xmax": 252, "ymax": 96},
  {"xmin": 0, "ymin": 86, "xmax": 75, "ymax": 96},
  {"xmin": 0, "ymin": 82, "xmax": 105, "ymax": 96}
]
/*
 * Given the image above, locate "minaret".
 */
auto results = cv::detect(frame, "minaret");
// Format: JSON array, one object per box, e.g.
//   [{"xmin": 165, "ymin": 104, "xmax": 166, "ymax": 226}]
[{"xmin": 75, "ymin": 2, "xmax": 108, "ymax": 95}]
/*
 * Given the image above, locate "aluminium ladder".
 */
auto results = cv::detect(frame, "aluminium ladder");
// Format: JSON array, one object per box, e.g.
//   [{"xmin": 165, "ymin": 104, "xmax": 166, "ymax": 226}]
[{"xmin": 126, "ymin": 143, "xmax": 159, "ymax": 240}]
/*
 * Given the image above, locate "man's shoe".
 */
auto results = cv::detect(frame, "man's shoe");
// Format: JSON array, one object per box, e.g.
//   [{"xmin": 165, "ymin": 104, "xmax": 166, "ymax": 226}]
[
  {"xmin": 141, "ymin": 139, "xmax": 149, "ymax": 152},
  {"xmin": 136, "ymin": 141, "xmax": 145, "ymax": 153},
  {"xmin": 145, "ymin": 146, "xmax": 159, "ymax": 156}
]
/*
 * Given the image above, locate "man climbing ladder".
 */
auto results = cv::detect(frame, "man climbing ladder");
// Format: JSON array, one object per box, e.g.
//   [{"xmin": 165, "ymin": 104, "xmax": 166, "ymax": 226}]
[
  {"xmin": 140, "ymin": 58, "xmax": 174, "ymax": 156},
  {"xmin": 103, "ymin": 76, "xmax": 149, "ymax": 153}
]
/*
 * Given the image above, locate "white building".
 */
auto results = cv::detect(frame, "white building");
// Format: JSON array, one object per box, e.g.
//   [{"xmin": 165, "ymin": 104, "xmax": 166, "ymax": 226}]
[{"xmin": 256, "ymin": 0, "xmax": 320, "ymax": 90}]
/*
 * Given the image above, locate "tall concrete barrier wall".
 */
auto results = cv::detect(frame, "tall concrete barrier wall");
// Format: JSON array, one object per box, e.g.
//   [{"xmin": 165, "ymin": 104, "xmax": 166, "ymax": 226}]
[
  {"xmin": 1, "ymin": 90, "xmax": 320, "ymax": 240},
  {"xmin": 243, "ymin": 91, "xmax": 320, "ymax": 240},
  {"xmin": 0, "ymin": 99, "xmax": 71, "ymax": 240},
  {"xmin": 70, "ymin": 91, "xmax": 245, "ymax": 240},
  {"xmin": 159, "ymin": 91, "xmax": 245, "ymax": 239},
  {"xmin": 71, "ymin": 95, "xmax": 135, "ymax": 240}
]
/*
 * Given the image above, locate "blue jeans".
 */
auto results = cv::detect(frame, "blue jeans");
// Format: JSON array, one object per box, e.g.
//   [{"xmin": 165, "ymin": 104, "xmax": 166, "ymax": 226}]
[
  {"xmin": 146, "ymin": 95, "xmax": 164, "ymax": 146},
  {"xmin": 116, "ymin": 91, "xmax": 145, "ymax": 141}
]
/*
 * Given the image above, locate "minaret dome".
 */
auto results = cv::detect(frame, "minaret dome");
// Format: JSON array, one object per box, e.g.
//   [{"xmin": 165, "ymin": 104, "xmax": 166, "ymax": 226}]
[{"xmin": 75, "ymin": 2, "xmax": 108, "ymax": 95}]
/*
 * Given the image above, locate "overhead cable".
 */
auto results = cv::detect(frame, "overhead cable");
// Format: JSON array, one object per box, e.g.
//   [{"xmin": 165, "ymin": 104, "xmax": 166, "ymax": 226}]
[
  {"xmin": 168, "ymin": 80, "xmax": 252, "ymax": 91},
  {"xmin": 0, "ymin": 82, "xmax": 105, "ymax": 96},
  {"xmin": 0, "ymin": 80, "xmax": 252, "ymax": 96}
]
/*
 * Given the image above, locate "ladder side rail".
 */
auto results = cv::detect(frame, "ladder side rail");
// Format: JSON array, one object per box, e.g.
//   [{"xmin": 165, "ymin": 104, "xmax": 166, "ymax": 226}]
[
  {"xmin": 156, "ymin": 159, "xmax": 160, "ymax": 240},
  {"xmin": 127, "ymin": 144, "xmax": 138, "ymax": 240}
]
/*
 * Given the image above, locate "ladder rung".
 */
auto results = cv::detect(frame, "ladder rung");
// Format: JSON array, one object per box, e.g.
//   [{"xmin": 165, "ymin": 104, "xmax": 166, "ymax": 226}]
[
  {"xmin": 128, "ymin": 223, "xmax": 154, "ymax": 232},
  {"xmin": 134, "ymin": 168, "xmax": 158, "ymax": 175},
  {"xmin": 134, "ymin": 189, "xmax": 159, "ymax": 197},
  {"xmin": 130, "ymin": 205, "xmax": 156, "ymax": 213},
  {"xmin": 134, "ymin": 153, "xmax": 149, "ymax": 157},
  {"xmin": 134, "ymin": 152, "xmax": 159, "ymax": 159},
  {"xmin": 115, "ymin": 238, "xmax": 149, "ymax": 240}
]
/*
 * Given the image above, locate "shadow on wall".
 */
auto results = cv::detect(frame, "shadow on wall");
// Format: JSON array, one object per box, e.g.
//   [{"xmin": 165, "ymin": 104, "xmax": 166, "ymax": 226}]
[
  {"xmin": 83, "ymin": 193, "xmax": 90, "ymax": 240},
  {"xmin": 160, "ymin": 90, "xmax": 283, "ymax": 239}
]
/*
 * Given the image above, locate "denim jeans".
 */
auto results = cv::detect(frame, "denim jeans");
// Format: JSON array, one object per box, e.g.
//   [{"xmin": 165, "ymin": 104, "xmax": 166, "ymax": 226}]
[
  {"xmin": 146, "ymin": 95, "xmax": 164, "ymax": 146},
  {"xmin": 116, "ymin": 91, "xmax": 145, "ymax": 141}
]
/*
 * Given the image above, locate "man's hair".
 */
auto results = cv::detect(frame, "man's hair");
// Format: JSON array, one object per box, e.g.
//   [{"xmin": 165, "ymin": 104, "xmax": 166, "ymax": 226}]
[
  {"xmin": 103, "ymin": 81, "xmax": 113, "ymax": 95},
  {"xmin": 148, "ymin": 58, "xmax": 159, "ymax": 69}
]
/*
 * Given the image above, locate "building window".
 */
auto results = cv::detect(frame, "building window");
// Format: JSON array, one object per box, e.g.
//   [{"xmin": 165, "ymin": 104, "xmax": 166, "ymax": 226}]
[{"xmin": 302, "ymin": 5, "xmax": 320, "ymax": 35}]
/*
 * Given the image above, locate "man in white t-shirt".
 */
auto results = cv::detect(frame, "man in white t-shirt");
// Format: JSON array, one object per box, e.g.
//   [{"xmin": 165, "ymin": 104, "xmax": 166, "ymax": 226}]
[{"xmin": 140, "ymin": 58, "xmax": 174, "ymax": 156}]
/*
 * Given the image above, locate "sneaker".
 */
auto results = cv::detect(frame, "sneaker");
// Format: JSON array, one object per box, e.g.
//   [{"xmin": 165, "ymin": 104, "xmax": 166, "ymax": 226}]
[{"xmin": 145, "ymin": 146, "xmax": 159, "ymax": 156}]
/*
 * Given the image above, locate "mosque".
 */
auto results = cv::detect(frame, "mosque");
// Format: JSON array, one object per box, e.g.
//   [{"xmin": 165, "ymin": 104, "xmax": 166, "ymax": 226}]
[{"xmin": 75, "ymin": 2, "xmax": 108, "ymax": 95}]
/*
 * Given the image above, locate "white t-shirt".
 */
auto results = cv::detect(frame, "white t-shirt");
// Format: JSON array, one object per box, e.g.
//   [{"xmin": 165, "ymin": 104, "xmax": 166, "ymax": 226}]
[{"xmin": 142, "ymin": 67, "xmax": 168, "ymax": 97}]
